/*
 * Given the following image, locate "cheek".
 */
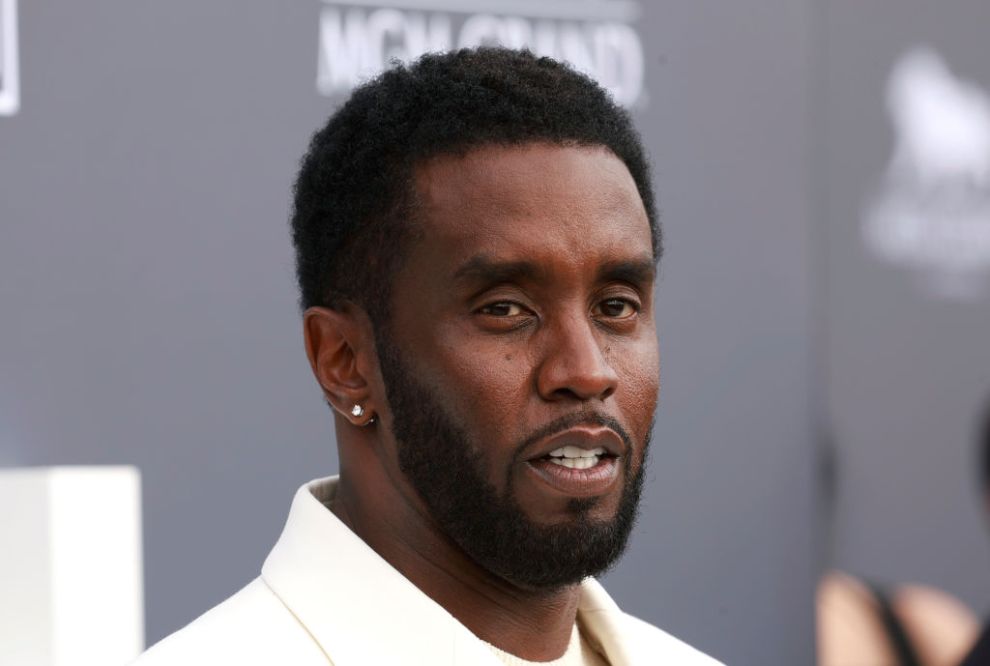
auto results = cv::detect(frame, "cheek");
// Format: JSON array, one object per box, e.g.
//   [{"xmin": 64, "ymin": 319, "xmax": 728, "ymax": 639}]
[
  {"xmin": 612, "ymin": 336, "xmax": 660, "ymax": 426},
  {"xmin": 430, "ymin": 338, "xmax": 533, "ymax": 431}
]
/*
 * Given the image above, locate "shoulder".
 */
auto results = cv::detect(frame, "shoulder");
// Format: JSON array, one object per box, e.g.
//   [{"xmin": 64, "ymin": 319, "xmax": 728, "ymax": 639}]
[
  {"xmin": 817, "ymin": 571, "xmax": 894, "ymax": 665},
  {"xmin": 131, "ymin": 579, "xmax": 329, "ymax": 666},
  {"xmin": 817, "ymin": 571, "xmax": 979, "ymax": 666},
  {"xmin": 893, "ymin": 582, "xmax": 979, "ymax": 666}
]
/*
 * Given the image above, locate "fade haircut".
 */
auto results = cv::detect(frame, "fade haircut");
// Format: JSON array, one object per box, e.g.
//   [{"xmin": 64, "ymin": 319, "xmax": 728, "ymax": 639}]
[{"xmin": 291, "ymin": 47, "xmax": 659, "ymax": 323}]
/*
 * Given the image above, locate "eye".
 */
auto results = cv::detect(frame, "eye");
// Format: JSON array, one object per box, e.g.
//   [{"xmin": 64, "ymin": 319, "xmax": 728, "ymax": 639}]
[
  {"xmin": 596, "ymin": 298, "xmax": 638, "ymax": 318},
  {"xmin": 478, "ymin": 301, "xmax": 527, "ymax": 317}
]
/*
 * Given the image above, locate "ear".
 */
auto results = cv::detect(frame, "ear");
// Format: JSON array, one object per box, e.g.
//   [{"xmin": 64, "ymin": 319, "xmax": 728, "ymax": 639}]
[{"xmin": 303, "ymin": 305, "xmax": 377, "ymax": 426}]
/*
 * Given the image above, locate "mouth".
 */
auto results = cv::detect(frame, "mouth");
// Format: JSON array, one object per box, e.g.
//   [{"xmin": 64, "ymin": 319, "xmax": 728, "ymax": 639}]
[
  {"xmin": 537, "ymin": 445, "xmax": 614, "ymax": 469},
  {"xmin": 522, "ymin": 427, "xmax": 624, "ymax": 498}
]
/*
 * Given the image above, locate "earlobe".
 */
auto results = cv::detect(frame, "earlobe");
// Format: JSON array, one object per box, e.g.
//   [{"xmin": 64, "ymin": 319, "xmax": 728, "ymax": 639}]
[{"xmin": 303, "ymin": 306, "xmax": 376, "ymax": 424}]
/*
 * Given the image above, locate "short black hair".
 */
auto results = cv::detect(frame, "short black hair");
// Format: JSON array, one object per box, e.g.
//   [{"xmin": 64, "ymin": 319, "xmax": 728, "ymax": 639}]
[{"xmin": 291, "ymin": 47, "xmax": 659, "ymax": 321}]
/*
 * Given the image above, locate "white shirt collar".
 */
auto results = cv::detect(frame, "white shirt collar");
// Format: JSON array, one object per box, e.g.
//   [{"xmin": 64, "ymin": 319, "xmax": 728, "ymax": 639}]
[{"xmin": 260, "ymin": 476, "xmax": 698, "ymax": 666}]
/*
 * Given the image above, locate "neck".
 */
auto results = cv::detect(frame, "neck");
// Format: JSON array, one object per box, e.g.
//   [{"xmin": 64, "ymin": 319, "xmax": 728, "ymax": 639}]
[{"xmin": 332, "ymin": 454, "xmax": 581, "ymax": 661}]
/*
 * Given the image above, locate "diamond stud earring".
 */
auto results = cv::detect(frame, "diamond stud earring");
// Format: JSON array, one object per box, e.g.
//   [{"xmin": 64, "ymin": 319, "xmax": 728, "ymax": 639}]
[{"xmin": 351, "ymin": 404, "xmax": 365, "ymax": 418}]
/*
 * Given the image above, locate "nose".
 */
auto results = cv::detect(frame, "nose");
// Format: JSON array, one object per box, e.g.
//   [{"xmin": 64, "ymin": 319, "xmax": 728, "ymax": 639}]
[{"xmin": 536, "ymin": 313, "xmax": 619, "ymax": 403}]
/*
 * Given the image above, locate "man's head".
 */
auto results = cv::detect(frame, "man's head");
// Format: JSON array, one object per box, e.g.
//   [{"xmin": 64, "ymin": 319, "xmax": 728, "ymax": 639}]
[
  {"xmin": 291, "ymin": 47, "xmax": 659, "ymax": 323},
  {"xmin": 295, "ymin": 48, "xmax": 661, "ymax": 592}
]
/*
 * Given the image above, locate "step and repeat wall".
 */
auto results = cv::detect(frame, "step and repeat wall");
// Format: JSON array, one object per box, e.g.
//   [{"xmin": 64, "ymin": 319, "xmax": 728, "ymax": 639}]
[{"xmin": 4, "ymin": 0, "xmax": 825, "ymax": 663}]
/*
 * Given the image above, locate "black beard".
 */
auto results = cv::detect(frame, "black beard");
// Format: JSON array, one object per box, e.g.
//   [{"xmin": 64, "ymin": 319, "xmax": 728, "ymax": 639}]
[{"xmin": 375, "ymin": 332, "xmax": 649, "ymax": 591}]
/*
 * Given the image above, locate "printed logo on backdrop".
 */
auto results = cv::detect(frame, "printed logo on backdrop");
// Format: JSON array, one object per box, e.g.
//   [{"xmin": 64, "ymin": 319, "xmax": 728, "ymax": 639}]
[
  {"xmin": 317, "ymin": 0, "xmax": 645, "ymax": 108},
  {"xmin": 0, "ymin": 0, "xmax": 20, "ymax": 116},
  {"xmin": 864, "ymin": 46, "xmax": 990, "ymax": 300}
]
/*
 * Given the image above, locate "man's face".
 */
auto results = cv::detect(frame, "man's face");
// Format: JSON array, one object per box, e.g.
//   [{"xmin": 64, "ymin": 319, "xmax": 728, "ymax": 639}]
[{"xmin": 374, "ymin": 143, "xmax": 659, "ymax": 589}]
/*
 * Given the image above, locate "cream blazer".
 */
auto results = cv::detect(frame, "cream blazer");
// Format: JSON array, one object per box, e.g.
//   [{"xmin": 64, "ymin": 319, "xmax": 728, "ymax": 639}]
[{"xmin": 133, "ymin": 477, "xmax": 722, "ymax": 665}]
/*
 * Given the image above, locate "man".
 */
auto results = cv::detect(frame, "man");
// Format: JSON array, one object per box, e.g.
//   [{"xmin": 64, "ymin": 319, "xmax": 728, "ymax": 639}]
[{"xmin": 134, "ymin": 48, "xmax": 720, "ymax": 665}]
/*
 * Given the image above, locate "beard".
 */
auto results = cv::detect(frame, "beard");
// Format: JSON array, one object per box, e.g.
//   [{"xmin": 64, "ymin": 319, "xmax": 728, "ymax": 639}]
[{"xmin": 375, "ymin": 332, "xmax": 649, "ymax": 591}]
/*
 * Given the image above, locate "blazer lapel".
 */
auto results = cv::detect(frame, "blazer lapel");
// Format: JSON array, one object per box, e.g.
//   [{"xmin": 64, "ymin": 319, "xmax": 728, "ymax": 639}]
[
  {"xmin": 260, "ymin": 477, "xmax": 501, "ymax": 666},
  {"xmin": 578, "ymin": 578, "xmax": 639, "ymax": 666}
]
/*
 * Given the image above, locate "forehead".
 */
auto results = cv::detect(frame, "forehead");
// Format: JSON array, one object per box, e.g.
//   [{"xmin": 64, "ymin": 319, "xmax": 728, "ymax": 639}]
[{"xmin": 410, "ymin": 143, "xmax": 653, "ymax": 271}]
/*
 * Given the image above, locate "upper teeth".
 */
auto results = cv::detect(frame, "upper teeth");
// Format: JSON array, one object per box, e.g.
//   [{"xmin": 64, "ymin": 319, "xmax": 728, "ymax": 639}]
[
  {"xmin": 548, "ymin": 446, "xmax": 606, "ymax": 459},
  {"xmin": 544, "ymin": 446, "xmax": 608, "ymax": 469}
]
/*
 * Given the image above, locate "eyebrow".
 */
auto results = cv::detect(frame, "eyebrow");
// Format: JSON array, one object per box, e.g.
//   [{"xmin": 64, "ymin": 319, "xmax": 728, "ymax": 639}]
[
  {"xmin": 452, "ymin": 256, "xmax": 545, "ymax": 285},
  {"xmin": 596, "ymin": 257, "xmax": 657, "ymax": 286},
  {"xmin": 451, "ymin": 254, "xmax": 656, "ymax": 287}
]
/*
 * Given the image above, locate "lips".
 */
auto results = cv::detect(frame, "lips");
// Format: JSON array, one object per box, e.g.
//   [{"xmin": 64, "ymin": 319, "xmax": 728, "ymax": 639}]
[{"xmin": 522, "ymin": 426, "xmax": 625, "ymax": 498}]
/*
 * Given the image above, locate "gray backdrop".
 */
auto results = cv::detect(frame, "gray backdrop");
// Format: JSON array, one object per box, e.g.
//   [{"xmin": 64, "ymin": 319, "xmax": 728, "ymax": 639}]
[{"xmin": 0, "ymin": 1, "xmax": 818, "ymax": 663}]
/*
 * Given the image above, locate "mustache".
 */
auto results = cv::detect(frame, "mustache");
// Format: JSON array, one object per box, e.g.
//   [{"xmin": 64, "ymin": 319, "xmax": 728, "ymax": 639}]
[{"xmin": 512, "ymin": 411, "xmax": 635, "ymax": 461}]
